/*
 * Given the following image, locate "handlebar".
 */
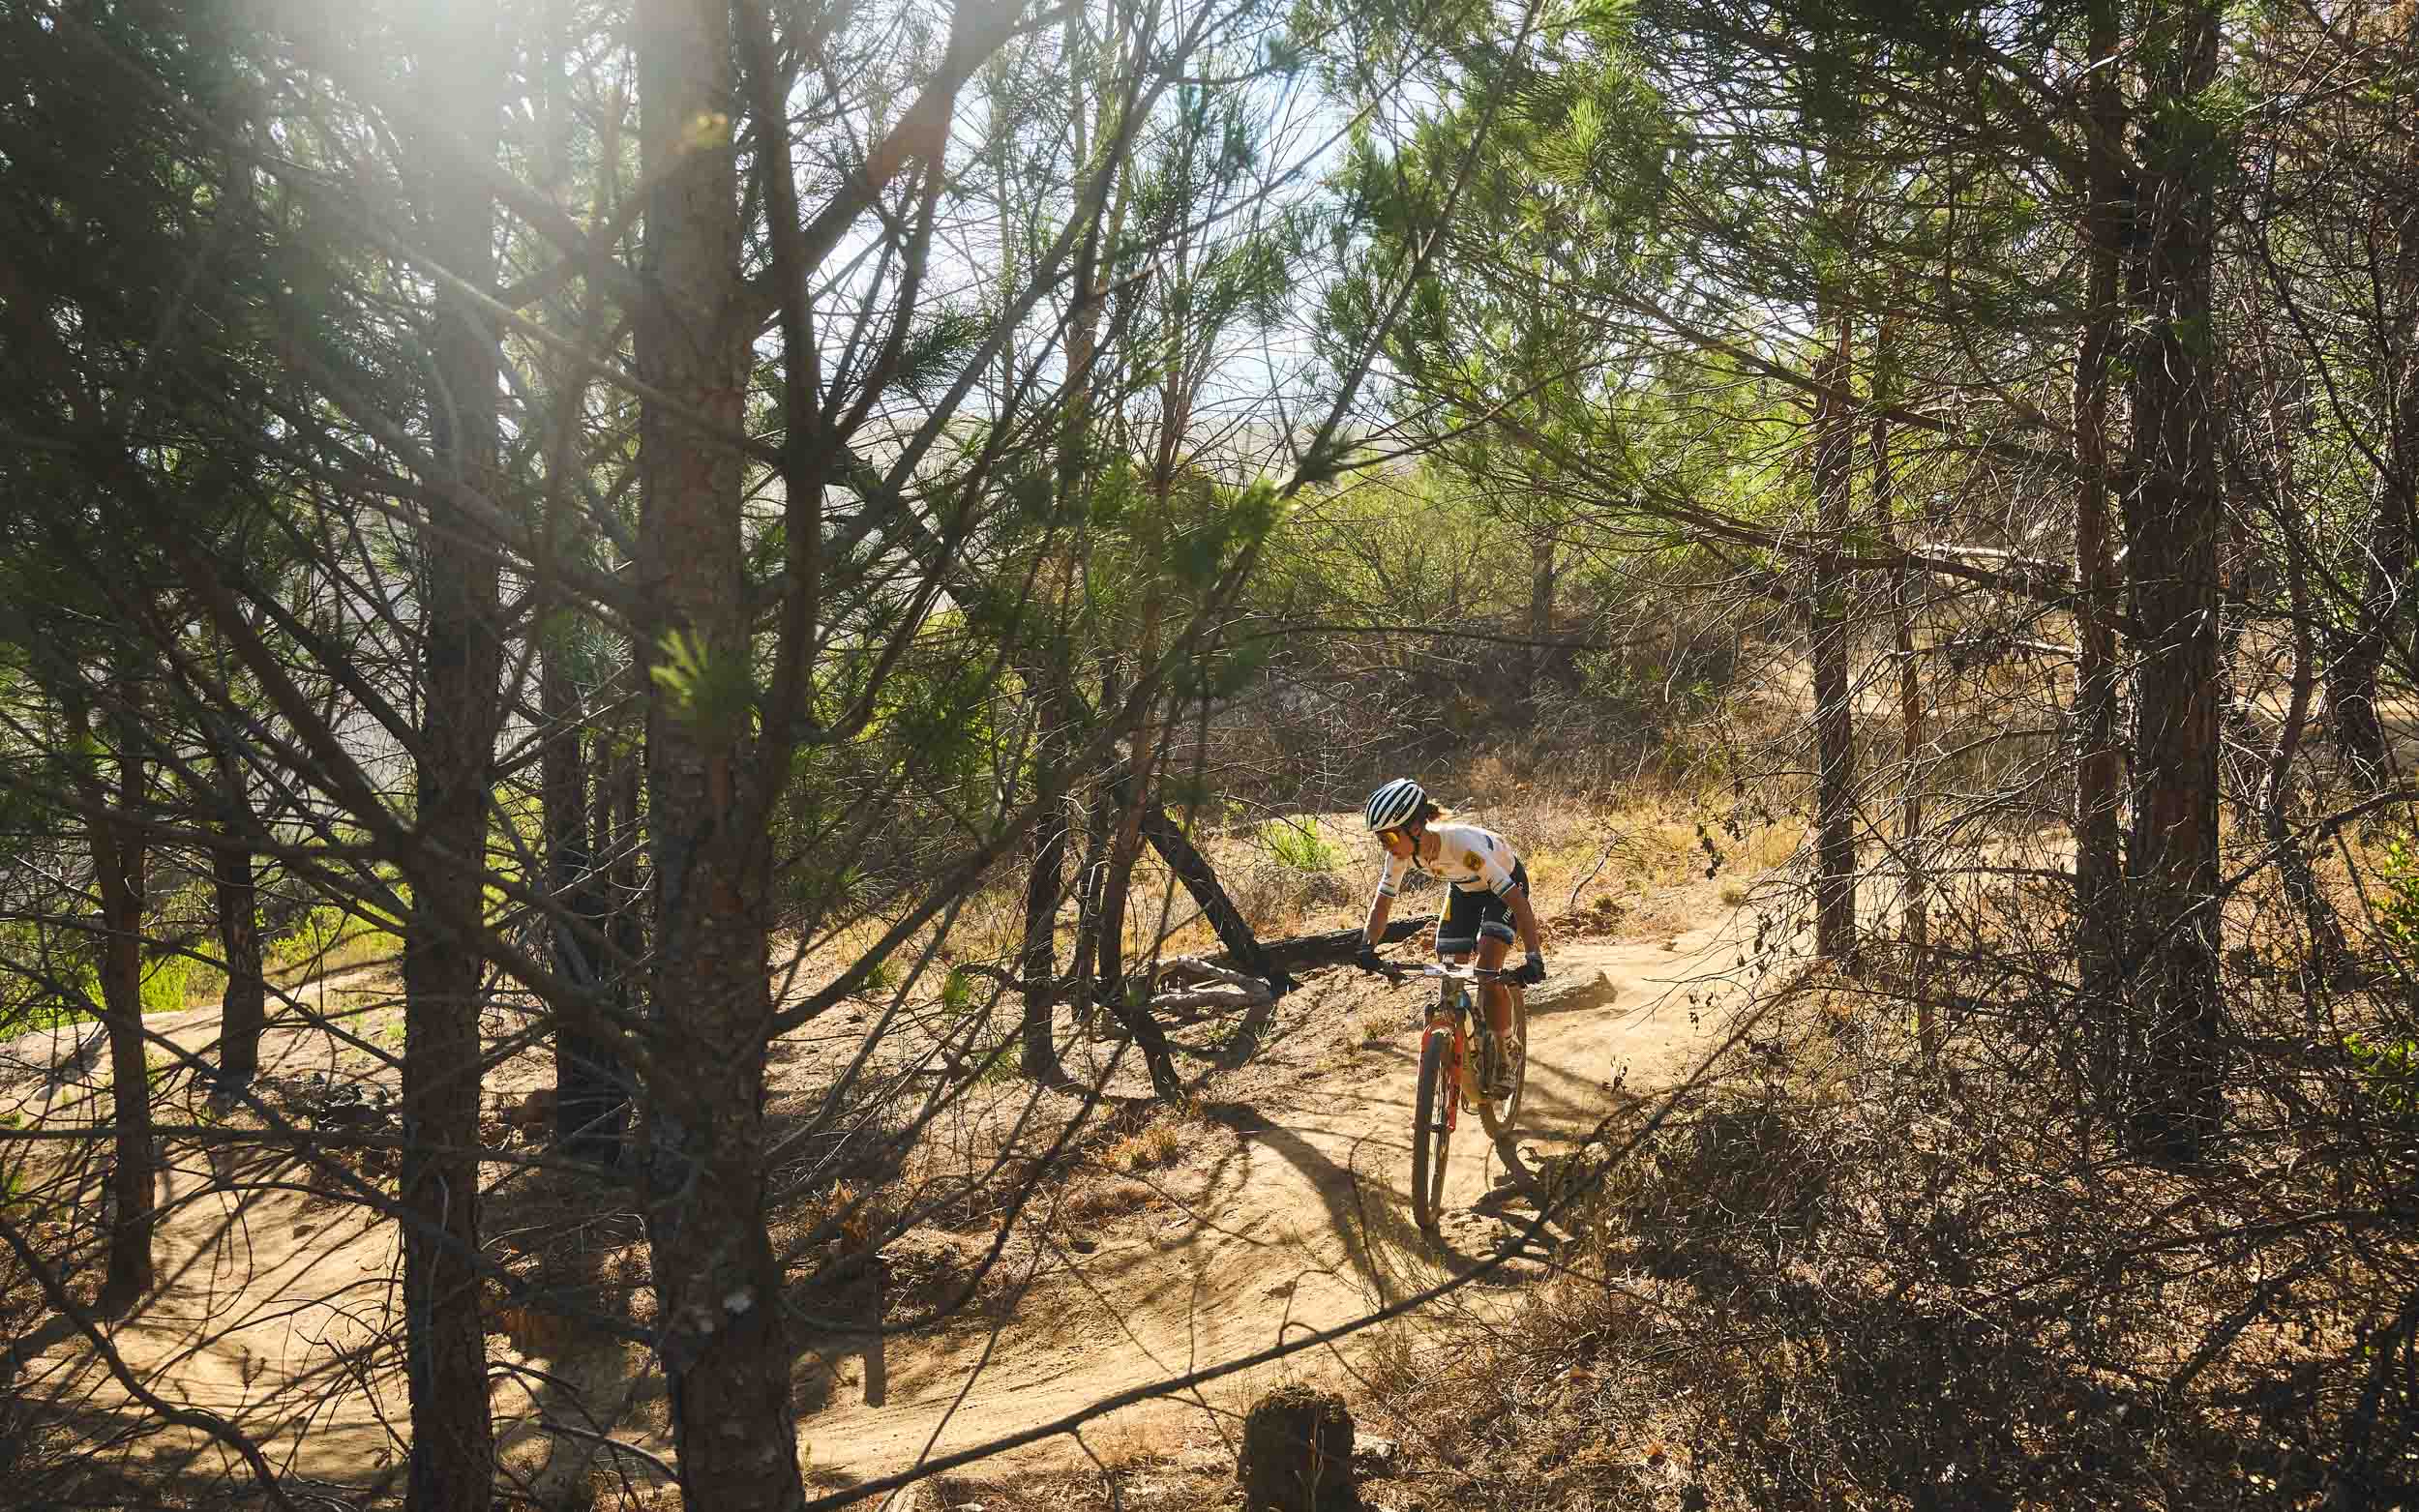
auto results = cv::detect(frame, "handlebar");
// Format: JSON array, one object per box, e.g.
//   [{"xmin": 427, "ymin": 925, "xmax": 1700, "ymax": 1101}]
[{"xmin": 1357, "ymin": 957, "xmax": 1516, "ymax": 985}]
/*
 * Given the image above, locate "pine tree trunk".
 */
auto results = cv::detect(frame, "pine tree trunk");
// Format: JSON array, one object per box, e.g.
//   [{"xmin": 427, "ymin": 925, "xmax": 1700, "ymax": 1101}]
[
  {"xmin": 1086, "ymin": 772, "xmax": 1185, "ymax": 1102},
  {"xmin": 208, "ymin": 742, "xmax": 265, "ymax": 1096},
  {"xmin": 609, "ymin": 737, "xmax": 644, "ymax": 1023},
  {"xmin": 93, "ymin": 748, "xmax": 153, "ymax": 1319},
  {"xmin": 400, "ymin": 2, "xmax": 504, "ymax": 1503},
  {"xmin": 1093, "ymin": 763, "xmax": 1143, "ymax": 1009},
  {"xmin": 1106, "ymin": 973, "xmax": 1186, "ymax": 1103},
  {"xmin": 1081, "ymin": 758, "xmax": 1183, "ymax": 1101},
  {"xmin": 1019, "ymin": 695, "xmax": 1071, "ymax": 1083},
  {"xmin": 1810, "ymin": 311, "xmax": 1859, "ymax": 965},
  {"xmin": 2120, "ymin": 0, "xmax": 2226, "ymax": 1165},
  {"xmin": 1021, "ymin": 795, "xmax": 1071, "ymax": 1082},
  {"xmin": 2330, "ymin": 501, "xmax": 2411, "ymax": 768},
  {"xmin": 2328, "ymin": 182, "xmax": 2419, "ymax": 768},
  {"xmin": 1095, "ymin": 556, "xmax": 1168, "ymax": 1021},
  {"xmin": 634, "ymin": 0, "xmax": 803, "ymax": 1501},
  {"xmin": 1021, "ymin": 17, "xmax": 1114, "ymax": 1084},
  {"xmin": 1072, "ymin": 777, "xmax": 1114, "ymax": 1011},
  {"xmin": 1873, "ymin": 337, "xmax": 1929, "ymax": 1057},
  {"xmin": 2074, "ymin": 0, "xmax": 2128, "ymax": 1097},
  {"xmin": 547, "ymin": 662, "xmax": 621, "ymax": 1157}
]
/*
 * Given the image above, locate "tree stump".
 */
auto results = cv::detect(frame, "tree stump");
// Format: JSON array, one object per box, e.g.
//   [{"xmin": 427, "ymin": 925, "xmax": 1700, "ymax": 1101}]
[{"xmin": 1238, "ymin": 1383, "xmax": 1357, "ymax": 1512}]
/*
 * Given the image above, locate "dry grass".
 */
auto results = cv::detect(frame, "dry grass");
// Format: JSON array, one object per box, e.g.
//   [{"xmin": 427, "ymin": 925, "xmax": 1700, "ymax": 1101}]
[
  {"xmin": 1079, "ymin": 1411, "xmax": 1193, "ymax": 1473},
  {"xmin": 1058, "ymin": 1174, "xmax": 1159, "ymax": 1226},
  {"xmin": 1351, "ymin": 1320, "xmax": 1422, "ymax": 1400},
  {"xmin": 794, "ymin": 1178, "xmax": 883, "ymax": 1253},
  {"xmin": 1100, "ymin": 1117, "xmax": 1183, "ymax": 1173}
]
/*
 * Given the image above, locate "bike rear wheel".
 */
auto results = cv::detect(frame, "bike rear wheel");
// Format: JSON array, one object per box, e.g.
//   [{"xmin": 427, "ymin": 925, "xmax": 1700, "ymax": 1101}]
[
  {"xmin": 1410, "ymin": 1027, "xmax": 1455, "ymax": 1233},
  {"xmin": 1478, "ymin": 984, "xmax": 1529, "ymax": 1139}
]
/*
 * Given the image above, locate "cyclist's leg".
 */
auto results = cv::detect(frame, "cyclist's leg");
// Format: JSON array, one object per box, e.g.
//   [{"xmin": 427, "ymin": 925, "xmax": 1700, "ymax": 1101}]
[
  {"xmin": 1475, "ymin": 931, "xmax": 1513, "ymax": 1036},
  {"xmin": 1473, "ymin": 915, "xmax": 1518, "ymax": 1100},
  {"xmin": 1475, "ymin": 888, "xmax": 1516, "ymax": 1037}
]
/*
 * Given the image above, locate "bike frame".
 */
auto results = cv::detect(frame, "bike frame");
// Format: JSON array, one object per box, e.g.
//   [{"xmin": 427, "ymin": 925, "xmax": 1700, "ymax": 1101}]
[
  {"xmin": 1366, "ymin": 956, "xmax": 1522, "ymax": 1234},
  {"xmin": 1395, "ymin": 963, "xmax": 1511, "ymax": 1126}
]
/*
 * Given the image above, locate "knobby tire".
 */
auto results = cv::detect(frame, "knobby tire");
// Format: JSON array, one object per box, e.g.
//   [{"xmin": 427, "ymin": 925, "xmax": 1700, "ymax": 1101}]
[
  {"xmin": 1478, "ymin": 984, "xmax": 1529, "ymax": 1140},
  {"xmin": 1411, "ymin": 1028, "xmax": 1454, "ymax": 1233}
]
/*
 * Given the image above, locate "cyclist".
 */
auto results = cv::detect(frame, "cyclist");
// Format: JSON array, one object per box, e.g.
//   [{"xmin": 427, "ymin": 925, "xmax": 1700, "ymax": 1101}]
[{"xmin": 1353, "ymin": 777, "xmax": 1544, "ymax": 1098}]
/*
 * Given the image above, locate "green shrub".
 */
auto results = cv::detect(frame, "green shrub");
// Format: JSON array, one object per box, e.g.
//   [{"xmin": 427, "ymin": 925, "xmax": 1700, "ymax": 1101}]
[
  {"xmin": 265, "ymin": 901, "xmax": 402, "ymax": 975},
  {"xmin": 2345, "ymin": 1033, "xmax": 2419, "ymax": 1122},
  {"xmin": 941, "ymin": 965, "xmax": 974, "ymax": 1015},
  {"xmin": 139, "ymin": 954, "xmax": 190, "ymax": 1015},
  {"xmin": 1262, "ymin": 817, "xmax": 1339, "ymax": 873},
  {"xmin": 2378, "ymin": 834, "xmax": 2419, "ymax": 955},
  {"xmin": 2359, "ymin": 836, "xmax": 2419, "ymax": 1124},
  {"xmin": 30, "ymin": 951, "xmax": 195, "ymax": 1031},
  {"xmin": 972, "ymin": 1042, "xmax": 1020, "ymax": 1085},
  {"xmin": 854, "ymin": 953, "xmax": 897, "ymax": 994}
]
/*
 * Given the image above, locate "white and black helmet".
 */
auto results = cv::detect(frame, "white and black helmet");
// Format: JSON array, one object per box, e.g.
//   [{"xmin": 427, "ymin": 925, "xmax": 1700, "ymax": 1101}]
[{"xmin": 1363, "ymin": 777, "xmax": 1426, "ymax": 833}]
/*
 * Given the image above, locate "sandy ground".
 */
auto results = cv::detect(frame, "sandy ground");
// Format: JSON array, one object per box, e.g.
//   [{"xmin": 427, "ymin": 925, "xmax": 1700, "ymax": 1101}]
[{"xmin": 0, "ymin": 880, "xmax": 1799, "ymax": 1506}]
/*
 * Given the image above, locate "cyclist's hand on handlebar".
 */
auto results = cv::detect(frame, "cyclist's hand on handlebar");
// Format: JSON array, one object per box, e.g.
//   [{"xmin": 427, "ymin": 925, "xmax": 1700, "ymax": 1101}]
[
  {"xmin": 1514, "ymin": 952, "xmax": 1546, "ymax": 986},
  {"xmin": 1353, "ymin": 945, "xmax": 1389, "ymax": 976}
]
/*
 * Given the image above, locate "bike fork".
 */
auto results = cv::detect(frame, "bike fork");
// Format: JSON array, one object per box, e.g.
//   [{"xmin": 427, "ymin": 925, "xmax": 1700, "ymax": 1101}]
[{"xmin": 1425, "ymin": 1019, "xmax": 1463, "ymax": 1135}]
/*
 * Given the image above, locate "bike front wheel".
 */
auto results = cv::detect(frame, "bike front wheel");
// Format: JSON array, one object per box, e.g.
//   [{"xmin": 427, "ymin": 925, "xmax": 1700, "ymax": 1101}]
[
  {"xmin": 1478, "ymin": 984, "xmax": 1529, "ymax": 1139},
  {"xmin": 1410, "ymin": 1027, "xmax": 1455, "ymax": 1233}
]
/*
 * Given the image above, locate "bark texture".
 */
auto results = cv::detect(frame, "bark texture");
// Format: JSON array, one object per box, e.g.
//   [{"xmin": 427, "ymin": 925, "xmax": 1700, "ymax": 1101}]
[
  {"xmin": 1529, "ymin": 535, "xmax": 1557, "ymax": 694},
  {"xmin": 1809, "ymin": 310, "xmax": 1859, "ymax": 964},
  {"xmin": 1020, "ymin": 792, "xmax": 1073, "ymax": 1081},
  {"xmin": 400, "ymin": 4, "xmax": 504, "ymax": 1504},
  {"xmin": 93, "ymin": 748, "xmax": 154, "ymax": 1319},
  {"xmin": 208, "ymin": 746, "xmax": 265, "ymax": 1095},
  {"xmin": 2073, "ymin": 0, "xmax": 2127, "ymax": 1091},
  {"xmin": 1019, "ymin": 697, "xmax": 1073, "ymax": 1083},
  {"xmin": 2327, "ymin": 158, "xmax": 2419, "ymax": 768},
  {"xmin": 634, "ymin": 0, "xmax": 804, "ymax": 1502},
  {"xmin": 1251, "ymin": 916, "xmax": 1439, "ymax": 974},
  {"xmin": 1238, "ymin": 1383, "xmax": 1356, "ymax": 1512},
  {"xmin": 1081, "ymin": 770, "xmax": 1290, "ymax": 1101},
  {"xmin": 2119, "ymin": 0, "xmax": 2226, "ymax": 1164}
]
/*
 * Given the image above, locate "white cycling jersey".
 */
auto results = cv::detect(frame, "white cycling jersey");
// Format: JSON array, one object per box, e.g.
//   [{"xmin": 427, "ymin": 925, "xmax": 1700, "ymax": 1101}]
[{"xmin": 1372, "ymin": 822, "xmax": 1522, "ymax": 902}]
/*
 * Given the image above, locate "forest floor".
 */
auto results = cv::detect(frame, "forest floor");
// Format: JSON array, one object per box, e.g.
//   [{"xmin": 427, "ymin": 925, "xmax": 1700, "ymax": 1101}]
[{"xmin": 0, "ymin": 808, "xmax": 1818, "ymax": 1510}]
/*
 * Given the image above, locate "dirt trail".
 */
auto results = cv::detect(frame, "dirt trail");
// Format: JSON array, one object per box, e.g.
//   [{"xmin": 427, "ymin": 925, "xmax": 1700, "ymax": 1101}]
[
  {"xmin": 0, "ymin": 960, "xmax": 394, "ymax": 1123},
  {"xmin": 2, "ymin": 968, "xmax": 413, "ymax": 1486},
  {"xmin": 777, "ymin": 899, "xmax": 1777, "ymax": 1495},
  {"xmin": 0, "ymin": 892, "xmax": 1786, "ymax": 1502}
]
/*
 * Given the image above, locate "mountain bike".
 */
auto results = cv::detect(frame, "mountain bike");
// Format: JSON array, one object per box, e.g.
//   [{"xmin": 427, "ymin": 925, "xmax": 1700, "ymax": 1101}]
[{"xmin": 1361, "ymin": 957, "xmax": 1528, "ymax": 1233}]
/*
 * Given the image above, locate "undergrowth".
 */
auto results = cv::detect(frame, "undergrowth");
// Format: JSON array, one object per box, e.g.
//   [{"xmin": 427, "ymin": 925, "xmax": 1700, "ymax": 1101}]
[{"xmin": 1328, "ymin": 929, "xmax": 2419, "ymax": 1512}]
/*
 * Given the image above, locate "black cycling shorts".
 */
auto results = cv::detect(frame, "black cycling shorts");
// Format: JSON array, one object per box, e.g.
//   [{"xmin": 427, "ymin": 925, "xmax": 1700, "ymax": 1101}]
[{"xmin": 1437, "ymin": 860, "xmax": 1527, "ymax": 956}]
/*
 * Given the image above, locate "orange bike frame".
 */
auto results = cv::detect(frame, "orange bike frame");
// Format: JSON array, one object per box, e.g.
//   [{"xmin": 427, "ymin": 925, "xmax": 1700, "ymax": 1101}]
[{"xmin": 1422, "ymin": 1007, "xmax": 1466, "ymax": 1136}]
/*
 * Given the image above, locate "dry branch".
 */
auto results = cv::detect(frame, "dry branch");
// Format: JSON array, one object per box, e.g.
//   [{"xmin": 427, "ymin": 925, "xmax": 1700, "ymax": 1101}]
[{"xmin": 1147, "ymin": 956, "xmax": 1276, "ymax": 1017}]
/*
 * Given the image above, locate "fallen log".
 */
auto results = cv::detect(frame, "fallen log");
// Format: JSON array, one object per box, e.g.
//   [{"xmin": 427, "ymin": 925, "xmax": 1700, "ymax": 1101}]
[
  {"xmin": 1230, "ymin": 915, "xmax": 1439, "ymax": 976},
  {"xmin": 1148, "ymin": 957, "xmax": 1275, "ymax": 1018},
  {"xmin": 960, "ymin": 914, "xmax": 1438, "ymax": 1007}
]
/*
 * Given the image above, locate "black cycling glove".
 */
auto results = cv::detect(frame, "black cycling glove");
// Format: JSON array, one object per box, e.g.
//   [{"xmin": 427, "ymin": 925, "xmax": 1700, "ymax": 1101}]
[
  {"xmin": 1514, "ymin": 952, "xmax": 1546, "ymax": 986},
  {"xmin": 1354, "ymin": 945, "xmax": 1388, "ymax": 974}
]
